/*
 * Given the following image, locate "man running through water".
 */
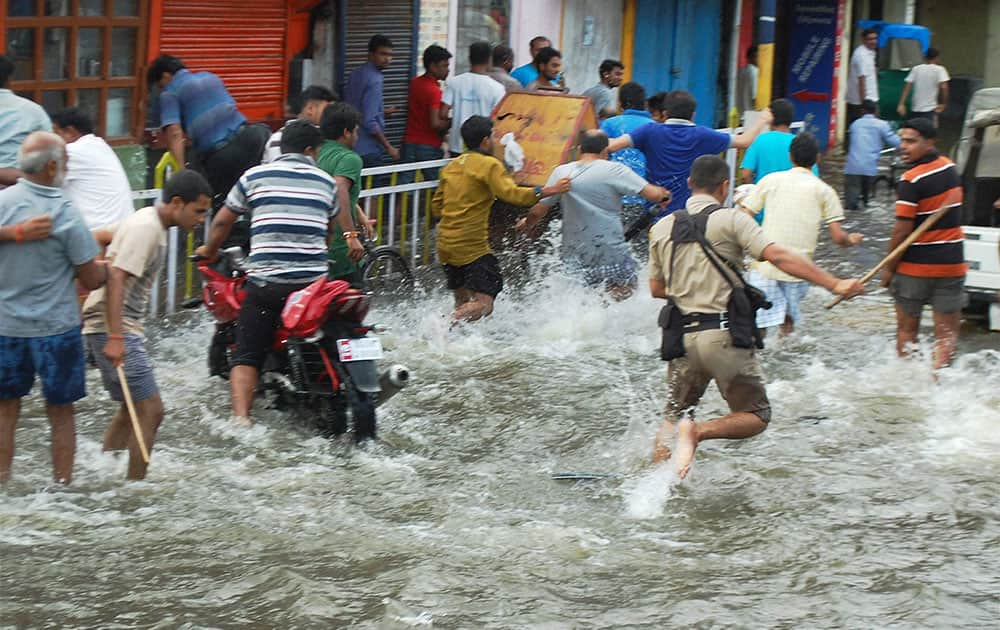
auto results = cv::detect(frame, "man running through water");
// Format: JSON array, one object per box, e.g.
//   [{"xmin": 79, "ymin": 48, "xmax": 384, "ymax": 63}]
[
  {"xmin": 648, "ymin": 156, "xmax": 863, "ymax": 478},
  {"xmin": 516, "ymin": 129, "xmax": 671, "ymax": 299},
  {"xmin": 432, "ymin": 115, "xmax": 569, "ymax": 321}
]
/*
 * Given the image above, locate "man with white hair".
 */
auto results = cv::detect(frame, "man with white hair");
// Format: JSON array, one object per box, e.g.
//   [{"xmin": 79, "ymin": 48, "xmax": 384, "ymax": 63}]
[{"xmin": 0, "ymin": 131, "xmax": 107, "ymax": 485}]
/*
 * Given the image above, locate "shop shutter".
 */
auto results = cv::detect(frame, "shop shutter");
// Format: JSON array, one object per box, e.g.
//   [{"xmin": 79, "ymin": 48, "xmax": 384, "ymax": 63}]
[
  {"xmin": 342, "ymin": 0, "xmax": 415, "ymax": 146},
  {"xmin": 159, "ymin": 0, "xmax": 287, "ymax": 121}
]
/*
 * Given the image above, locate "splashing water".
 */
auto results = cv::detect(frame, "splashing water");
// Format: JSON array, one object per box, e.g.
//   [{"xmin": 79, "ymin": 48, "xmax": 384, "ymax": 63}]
[{"xmin": 2, "ymin": 223, "xmax": 998, "ymax": 627}]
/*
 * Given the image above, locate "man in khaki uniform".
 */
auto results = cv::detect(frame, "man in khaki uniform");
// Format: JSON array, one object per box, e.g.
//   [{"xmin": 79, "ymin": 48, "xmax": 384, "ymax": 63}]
[{"xmin": 648, "ymin": 156, "xmax": 863, "ymax": 478}]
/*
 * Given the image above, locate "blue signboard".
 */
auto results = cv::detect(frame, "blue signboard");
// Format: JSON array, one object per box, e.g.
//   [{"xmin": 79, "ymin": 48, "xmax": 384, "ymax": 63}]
[{"xmin": 786, "ymin": 0, "xmax": 839, "ymax": 150}]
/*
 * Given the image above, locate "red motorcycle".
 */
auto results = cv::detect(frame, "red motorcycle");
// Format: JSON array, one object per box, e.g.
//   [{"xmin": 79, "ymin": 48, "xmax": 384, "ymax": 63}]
[{"xmin": 185, "ymin": 248, "xmax": 409, "ymax": 441}]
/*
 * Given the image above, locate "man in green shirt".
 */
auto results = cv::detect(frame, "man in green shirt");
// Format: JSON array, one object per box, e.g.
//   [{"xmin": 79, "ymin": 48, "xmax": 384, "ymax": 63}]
[{"xmin": 318, "ymin": 103, "xmax": 369, "ymax": 282}]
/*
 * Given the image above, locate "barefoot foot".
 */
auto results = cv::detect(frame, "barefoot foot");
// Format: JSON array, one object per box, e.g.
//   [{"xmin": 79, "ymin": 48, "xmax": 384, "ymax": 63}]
[
  {"xmin": 231, "ymin": 415, "xmax": 253, "ymax": 428},
  {"xmin": 672, "ymin": 419, "xmax": 698, "ymax": 479},
  {"xmin": 653, "ymin": 439, "xmax": 672, "ymax": 464},
  {"xmin": 652, "ymin": 421, "xmax": 677, "ymax": 464}
]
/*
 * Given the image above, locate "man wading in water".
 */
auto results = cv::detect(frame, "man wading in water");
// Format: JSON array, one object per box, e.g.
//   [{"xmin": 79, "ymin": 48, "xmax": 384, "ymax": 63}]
[
  {"xmin": 515, "ymin": 129, "xmax": 671, "ymax": 299},
  {"xmin": 649, "ymin": 156, "xmax": 863, "ymax": 478},
  {"xmin": 83, "ymin": 171, "xmax": 212, "ymax": 479},
  {"xmin": 432, "ymin": 116, "xmax": 569, "ymax": 321}
]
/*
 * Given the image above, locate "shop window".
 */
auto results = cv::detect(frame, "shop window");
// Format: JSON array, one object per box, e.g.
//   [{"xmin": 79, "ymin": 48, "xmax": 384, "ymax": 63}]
[
  {"xmin": 4, "ymin": 0, "xmax": 147, "ymax": 142},
  {"xmin": 454, "ymin": 0, "xmax": 510, "ymax": 74}
]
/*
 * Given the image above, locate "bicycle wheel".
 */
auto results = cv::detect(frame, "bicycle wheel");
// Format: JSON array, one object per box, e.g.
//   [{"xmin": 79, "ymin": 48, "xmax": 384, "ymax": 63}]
[{"xmin": 360, "ymin": 246, "xmax": 415, "ymax": 298}]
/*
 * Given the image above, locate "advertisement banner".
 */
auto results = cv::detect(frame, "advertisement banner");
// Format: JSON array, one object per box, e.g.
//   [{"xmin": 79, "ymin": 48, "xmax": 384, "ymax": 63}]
[{"xmin": 786, "ymin": 0, "xmax": 841, "ymax": 150}]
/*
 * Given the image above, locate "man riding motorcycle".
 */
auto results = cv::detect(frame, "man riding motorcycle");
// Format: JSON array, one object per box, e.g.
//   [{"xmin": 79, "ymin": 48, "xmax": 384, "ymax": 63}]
[{"xmin": 195, "ymin": 120, "xmax": 364, "ymax": 426}]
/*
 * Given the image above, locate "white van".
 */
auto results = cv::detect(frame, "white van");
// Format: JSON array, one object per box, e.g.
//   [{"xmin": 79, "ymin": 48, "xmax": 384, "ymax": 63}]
[{"xmin": 953, "ymin": 88, "xmax": 1000, "ymax": 330}]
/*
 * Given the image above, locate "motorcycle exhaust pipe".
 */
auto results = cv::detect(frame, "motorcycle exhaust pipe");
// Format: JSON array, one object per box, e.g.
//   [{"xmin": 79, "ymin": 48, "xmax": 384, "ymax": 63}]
[{"xmin": 376, "ymin": 364, "xmax": 410, "ymax": 407}]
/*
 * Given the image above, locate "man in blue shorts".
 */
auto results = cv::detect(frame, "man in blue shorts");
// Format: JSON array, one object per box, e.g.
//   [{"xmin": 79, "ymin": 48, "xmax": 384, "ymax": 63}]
[
  {"xmin": 82, "ymin": 170, "xmax": 212, "ymax": 480},
  {"xmin": 0, "ymin": 131, "xmax": 107, "ymax": 485},
  {"xmin": 608, "ymin": 90, "xmax": 772, "ymax": 219}
]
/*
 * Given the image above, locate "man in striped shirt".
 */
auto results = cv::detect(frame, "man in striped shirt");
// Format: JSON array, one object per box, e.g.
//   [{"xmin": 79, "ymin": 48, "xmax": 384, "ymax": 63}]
[
  {"xmin": 196, "ymin": 121, "xmax": 364, "ymax": 425},
  {"xmin": 882, "ymin": 118, "xmax": 965, "ymax": 368}
]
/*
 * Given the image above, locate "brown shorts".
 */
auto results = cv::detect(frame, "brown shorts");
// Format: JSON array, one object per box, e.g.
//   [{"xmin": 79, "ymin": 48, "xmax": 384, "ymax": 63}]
[{"xmin": 667, "ymin": 329, "xmax": 771, "ymax": 422}]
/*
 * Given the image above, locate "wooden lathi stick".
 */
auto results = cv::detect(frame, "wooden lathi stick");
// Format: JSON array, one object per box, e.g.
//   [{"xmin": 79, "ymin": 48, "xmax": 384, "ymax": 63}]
[{"xmin": 826, "ymin": 203, "xmax": 955, "ymax": 309}]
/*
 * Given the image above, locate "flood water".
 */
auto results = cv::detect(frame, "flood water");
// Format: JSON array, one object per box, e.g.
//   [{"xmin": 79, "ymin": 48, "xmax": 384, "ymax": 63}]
[{"xmin": 2, "ymin": 190, "xmax": 998, "ymax": 628}]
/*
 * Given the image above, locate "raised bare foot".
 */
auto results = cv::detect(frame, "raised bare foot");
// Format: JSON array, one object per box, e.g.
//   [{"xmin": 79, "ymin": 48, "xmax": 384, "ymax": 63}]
[{"xmin": 672, "ymin": 419, "xmax": 698, "ymax": 479}]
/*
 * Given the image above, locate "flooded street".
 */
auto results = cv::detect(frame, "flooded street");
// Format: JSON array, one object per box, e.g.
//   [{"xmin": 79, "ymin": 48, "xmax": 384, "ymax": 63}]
[{"xmin": 2, "ymin": 193, "xmax": 998, "ymax": 628}]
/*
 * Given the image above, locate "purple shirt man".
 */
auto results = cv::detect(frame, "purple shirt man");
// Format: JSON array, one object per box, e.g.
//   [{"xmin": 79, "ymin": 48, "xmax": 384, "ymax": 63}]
[{"xmin": 344, "ymin": 35, "xmax": 399, "ymax": 165}]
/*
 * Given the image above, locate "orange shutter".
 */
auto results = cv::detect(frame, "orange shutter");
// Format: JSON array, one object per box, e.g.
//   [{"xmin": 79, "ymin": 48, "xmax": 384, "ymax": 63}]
[{"xmin": 157, "ymin": 0, "xmax": 288, "ymax": 122}]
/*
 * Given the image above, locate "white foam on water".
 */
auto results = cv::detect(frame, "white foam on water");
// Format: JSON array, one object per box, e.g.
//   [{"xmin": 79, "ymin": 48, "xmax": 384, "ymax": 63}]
[
  {"xmin": 622, "ymin": 462, "xmax": 680, "ymax": 520},
  {"xmin": 920, "ymin": 350, "xmax": 1000, "ymax": 461}
]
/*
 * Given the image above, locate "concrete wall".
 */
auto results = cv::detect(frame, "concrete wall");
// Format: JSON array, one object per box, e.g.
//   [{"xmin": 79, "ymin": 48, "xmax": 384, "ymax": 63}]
[
  {"xmin": 559, "ymin": 0, "xmax": 623, "ymax": 95},
  {"xmin": 985, "ymin": 0, "xmax": 1000, "ymax": 87},
  {"xmin": 509, "ymin": 0, "xmax": 564, "ymax": 69},
  {"xmin": 917, "ymin": 0, "xmax": 989, "ymax": 79}
]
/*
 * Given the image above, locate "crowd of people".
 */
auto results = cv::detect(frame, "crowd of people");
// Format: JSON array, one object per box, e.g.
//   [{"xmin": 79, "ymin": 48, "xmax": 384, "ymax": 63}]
[{"xmin": 0, "ymin": 29, "xmax": 971, "ymax": 485}]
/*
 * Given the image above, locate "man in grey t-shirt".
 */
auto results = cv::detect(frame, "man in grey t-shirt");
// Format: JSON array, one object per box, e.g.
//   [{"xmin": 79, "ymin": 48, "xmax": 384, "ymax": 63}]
[
  {"xmin": 581, "ymin": 59, "xmax": 625, "ymax": 120},
  {"xmin": 516, "ymin": 129, "xmax": 671, "ymax": 299}
]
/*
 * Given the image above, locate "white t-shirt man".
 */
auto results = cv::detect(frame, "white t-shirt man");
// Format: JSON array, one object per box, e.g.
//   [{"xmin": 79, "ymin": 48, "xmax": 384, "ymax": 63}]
[
  {"xmin": 442, "ymin": 72, "xmax": 505, "ymax": 153},
  {"xmin": 846, "ymin": 45, "xmax": 878, "ymax": 105},
  {"xmin": 62, "ymin": 133, "xmax": 134, "ymax": 229},
  {"xmin": 905, "ymin": 63, "xmax": 950, "ymax": 113}
]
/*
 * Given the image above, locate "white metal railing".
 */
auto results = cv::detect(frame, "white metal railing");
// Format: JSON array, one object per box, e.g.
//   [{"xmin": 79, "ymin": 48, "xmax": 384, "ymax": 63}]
[
  {"xmin": 358, "ymin": 158, "xmax": 450, "ymax": 271},
  {"xmin": 139, "ymin": 121, "xmax": 807, "ymax": 316}
]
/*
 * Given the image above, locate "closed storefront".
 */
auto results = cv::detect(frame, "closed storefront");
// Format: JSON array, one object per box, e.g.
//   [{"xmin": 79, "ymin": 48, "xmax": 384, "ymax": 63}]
[
  {"xmin": 631, "ymin": 0, "xmax": 724, "ymax": 127},
  {"xmin": 152, "ymin": 0, "xmax": 289, "ymax": 123},
  {"xmin": 340, "ymin": 0, "xmax": 416, "ymax": 146}
]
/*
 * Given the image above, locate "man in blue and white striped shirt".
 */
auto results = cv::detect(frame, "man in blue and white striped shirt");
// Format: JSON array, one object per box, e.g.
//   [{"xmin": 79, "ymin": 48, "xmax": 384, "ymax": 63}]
[{"xmin": 196, "ymin": 120, "xmax": 364, "ymax": 426}]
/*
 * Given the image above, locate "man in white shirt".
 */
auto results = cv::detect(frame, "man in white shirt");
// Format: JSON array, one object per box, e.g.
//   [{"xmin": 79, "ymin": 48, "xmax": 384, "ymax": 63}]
[
  {"xmin": 262, "ymin": 85, "xmax": 336, "ymax": 163},
  {"xmin": 740, "ymin": 133, "xmax": 863, "ymax": 336},
  {"xmin": 51, "ymin": 108, "xmax": 134, "ymax": 230},
  {"xmin": 896, "ymin": 47, "xmax": 949, "ymax": 126},
  {"xmin": 441, "ymin": 41, "xmax": 505, "ymax": 155},
  {"xmin": 846, "ymin": 28, "xmax": 879, "ymax": 147},
  {"xmin": 736, "ymin": 45, "xmax": 759, "ymax": 118}
]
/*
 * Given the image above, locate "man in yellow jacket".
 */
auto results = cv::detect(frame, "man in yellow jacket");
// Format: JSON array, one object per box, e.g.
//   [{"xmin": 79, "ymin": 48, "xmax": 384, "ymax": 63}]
[{"xmin": 432, "ymin": 115, "xmax": 570, "ymax": 321}]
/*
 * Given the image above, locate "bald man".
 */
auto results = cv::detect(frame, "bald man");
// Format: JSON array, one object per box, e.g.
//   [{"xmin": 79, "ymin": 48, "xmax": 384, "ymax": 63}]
[
  {"xmin": 517, "ymin": 129, "xmax": 671, "ymax": 299},
  {"xmin": 0, "ymin": 131, "xmax": 107, "ymax": 485}
]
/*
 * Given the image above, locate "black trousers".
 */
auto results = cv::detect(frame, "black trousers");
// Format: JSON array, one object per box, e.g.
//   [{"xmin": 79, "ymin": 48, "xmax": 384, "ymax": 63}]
[
  {"xmin": 198, "ymin": 123, "xmax": 271, "ymax": 203},
  {"xmin": 232, "ymin": 280, "xmax": 312, "ymax": 369}
]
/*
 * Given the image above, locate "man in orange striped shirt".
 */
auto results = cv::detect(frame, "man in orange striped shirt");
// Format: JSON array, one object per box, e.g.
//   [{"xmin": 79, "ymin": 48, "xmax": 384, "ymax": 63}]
[{"xmin": 882, "ymin": 118, "xmax": 965, "ymax": 368}]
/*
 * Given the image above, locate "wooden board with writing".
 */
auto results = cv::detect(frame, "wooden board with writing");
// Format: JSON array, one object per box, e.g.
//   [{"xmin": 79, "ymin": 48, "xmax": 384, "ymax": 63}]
[{"xmin": 491, "ymin": 92, "xmax": 598, "ymax": 187}]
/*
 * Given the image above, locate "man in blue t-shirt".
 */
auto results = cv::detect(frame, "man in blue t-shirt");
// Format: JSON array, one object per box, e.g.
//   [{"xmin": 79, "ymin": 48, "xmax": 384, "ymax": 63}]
[
  {"xmin": 148, "ymin": 55, "xmax": 270, "ymax": 202},
  {"xmin": 600, "ymin": 81, "xmax": 655, "ymax": 237},
  {"xmin": 740, "ymin": 98, "xmax": 818, "ymax": 223},
  {"xmin": 511, "ymin": 36, "xmax": 551, "ymax": 87},
  {"xmin": 608, "ymin": 90, "xmax": 772, "ymax": 218}
]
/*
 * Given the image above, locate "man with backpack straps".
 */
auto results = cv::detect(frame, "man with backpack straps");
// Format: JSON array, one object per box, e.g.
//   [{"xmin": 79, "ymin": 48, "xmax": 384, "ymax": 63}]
[{"xmin": 647, "ymin": 156, "xmax": 863, "ymax": 479}]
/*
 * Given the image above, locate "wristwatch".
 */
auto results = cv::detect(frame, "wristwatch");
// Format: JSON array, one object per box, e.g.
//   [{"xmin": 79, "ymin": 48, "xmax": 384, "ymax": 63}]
[{"xmin": 533, "ymin": 185, "xmax": 543, "ymax": 197}]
